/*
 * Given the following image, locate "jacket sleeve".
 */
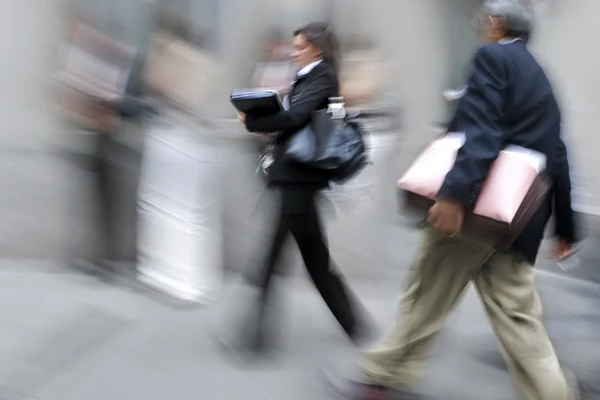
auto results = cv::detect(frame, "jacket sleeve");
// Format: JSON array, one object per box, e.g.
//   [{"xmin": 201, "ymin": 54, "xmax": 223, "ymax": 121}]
[
  {"xmin": 437, "ymin": 45, "xmax": 509, "ymax": 207},
  {"xmin": 113, "ymin": 96, "xmax": 149, "ymax": 118},
  {"xmin": 244, "ymin": 68, "xmax": 333, "ymax": 141},
  {"xmin": 104, "ymin": 58, "xmax": 149, "ymax": 118},
  {"xmin": 552, "ymin": 137, "xmax": 579, "ymax": 243}
]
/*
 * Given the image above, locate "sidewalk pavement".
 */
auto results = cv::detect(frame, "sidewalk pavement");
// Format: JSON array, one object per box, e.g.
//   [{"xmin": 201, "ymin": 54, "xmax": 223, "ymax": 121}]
[{"xmin": 1, "ymin": 251, "xmax": 600, "ymax": 400}]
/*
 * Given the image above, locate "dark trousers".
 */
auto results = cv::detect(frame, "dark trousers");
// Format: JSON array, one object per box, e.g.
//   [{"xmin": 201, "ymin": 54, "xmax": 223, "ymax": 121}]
[
  {"xmin": 246, "ymin": 187, "xmax": 359, "ymax": 343},
  {"xmin": 84, "ymin": 131, "xmax": 140, "ymax": 266},
  {"xmin": 94, "ymin": 133, "xmax": 115, "ymax": 260},
  {"xmin": 72, "ymin": 132, "xmax": 117, "ymax": 265}
]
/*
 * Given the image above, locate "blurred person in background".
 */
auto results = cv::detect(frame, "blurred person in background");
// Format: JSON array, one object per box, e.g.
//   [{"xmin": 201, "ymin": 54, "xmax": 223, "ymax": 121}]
[
  {"xmin": 326, "ymin": 1, "xmax": 583, "ymax": 399},
  {"xmin": 224, "ymin": 22, "xmax": 371, "ymax": 358},
  {"xmin": 56, "ymin": 5, "xmax": 144, "ymax": 280},
  {"xmin": 321, "ymin": 35, "xmax": 392, "ymax": 217},
  {"xmin": 136, "ymin": 5, "xmax": 223, "ymax": 305},
  {"xmin": 339, "ymin": 36, "xmax": 387, "ymax": 111},
  {"xmin": 251, "ymin": 28, "xmax": 296, "ymax": 95}
]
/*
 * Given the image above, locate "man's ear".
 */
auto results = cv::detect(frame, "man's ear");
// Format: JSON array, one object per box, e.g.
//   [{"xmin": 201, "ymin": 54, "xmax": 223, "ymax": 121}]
[{"xmin": 489, "ymin": 16, "xmax": 506, "ymax": 34}]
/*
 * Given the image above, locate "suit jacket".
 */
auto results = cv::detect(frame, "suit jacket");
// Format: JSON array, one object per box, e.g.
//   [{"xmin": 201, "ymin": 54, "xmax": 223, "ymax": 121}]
[
  {"xmin": 438, "ymin": 40, "xmax": 577, "ymax": 264},
  {"xmin": 552, "ymin": 137, "xmax": 580, "ymax": 244},
  {"xmin": 112, "ymin": 55, "xmax": 148, "ymax": 119},
  {"xmin": 245, "ymin": 61, "xmax": 338, "ymax": 188}
]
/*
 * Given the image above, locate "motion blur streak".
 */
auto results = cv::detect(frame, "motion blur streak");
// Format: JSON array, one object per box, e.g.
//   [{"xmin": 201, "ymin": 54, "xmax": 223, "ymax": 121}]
[{"xmin": 0, "ymin": 0, "xmax": 599, "ymax": 399}]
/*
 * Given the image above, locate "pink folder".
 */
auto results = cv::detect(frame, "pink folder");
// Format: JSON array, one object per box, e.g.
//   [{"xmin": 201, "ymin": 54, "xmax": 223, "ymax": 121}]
[{"xmin": 397, "ymin": 134, "xmax": 550, "ymax": 248}]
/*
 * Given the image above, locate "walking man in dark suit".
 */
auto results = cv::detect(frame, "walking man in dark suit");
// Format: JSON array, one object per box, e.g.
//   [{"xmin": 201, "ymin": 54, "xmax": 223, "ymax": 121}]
[{"xmin": 328, "ymin": 1, "xmax": 581, "ymax": 399}]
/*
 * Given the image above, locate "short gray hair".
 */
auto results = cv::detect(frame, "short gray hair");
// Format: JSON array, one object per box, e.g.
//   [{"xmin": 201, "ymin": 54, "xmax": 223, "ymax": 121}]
[{"xmin": 482, "ymin": 0, "xmax": 535, "ymax": 40}]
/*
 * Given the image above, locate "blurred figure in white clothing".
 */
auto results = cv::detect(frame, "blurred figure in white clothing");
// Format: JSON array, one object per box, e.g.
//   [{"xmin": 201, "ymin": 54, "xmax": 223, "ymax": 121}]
[{"xmin": 136, "ymin": 5, "xmax": 224, "ymax": 305}]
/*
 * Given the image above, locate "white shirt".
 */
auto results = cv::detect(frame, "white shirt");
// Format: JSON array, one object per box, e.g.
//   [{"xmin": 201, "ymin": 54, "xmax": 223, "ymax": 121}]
[
  {"xmin": 499, "ymin": 38, "xmax": 523, "ymax": 45},
  {"xmin": 296, "ymin": 59, "xmax": 323, "ymax": 78}
]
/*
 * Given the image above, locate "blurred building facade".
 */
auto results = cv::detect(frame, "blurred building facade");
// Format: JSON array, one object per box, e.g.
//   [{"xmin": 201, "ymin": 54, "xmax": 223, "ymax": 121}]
[{"xmin": 1, "ymin": 0, "xmax": 599, "ymax": 269}]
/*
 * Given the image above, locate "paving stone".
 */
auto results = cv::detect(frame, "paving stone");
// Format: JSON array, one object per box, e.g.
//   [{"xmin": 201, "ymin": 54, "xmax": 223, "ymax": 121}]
[{"xmin": 0, "ymin": 308, "xmax": 126, "ymax": 399}]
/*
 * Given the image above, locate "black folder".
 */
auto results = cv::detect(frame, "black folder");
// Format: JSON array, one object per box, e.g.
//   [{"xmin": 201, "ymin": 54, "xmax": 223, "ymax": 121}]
[{"xmin": 230, "ymin": 89, "xmax": 283, "ymax": 118}]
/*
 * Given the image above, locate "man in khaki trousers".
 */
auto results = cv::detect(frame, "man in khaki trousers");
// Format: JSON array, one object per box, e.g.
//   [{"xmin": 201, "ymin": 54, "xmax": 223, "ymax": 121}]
[{"xmin": 327, "ymin": 1, "xmax": 581, "ymax": 399}]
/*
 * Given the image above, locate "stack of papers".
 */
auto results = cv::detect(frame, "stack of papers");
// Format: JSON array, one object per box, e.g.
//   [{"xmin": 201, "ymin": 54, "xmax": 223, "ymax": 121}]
[
  {"xmin": 230, "ymin": 89, "xmax": 283, "ymax": 117},
  {"xmin": 231, "ymin": 89, "xmax": 279, "ymax": 99}
]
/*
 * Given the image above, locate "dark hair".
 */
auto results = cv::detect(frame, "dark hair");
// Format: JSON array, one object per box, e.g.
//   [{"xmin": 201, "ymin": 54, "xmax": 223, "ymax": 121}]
[{"xmin": 293, "ymin": 22, "xmax": 340, "ymax": 74}]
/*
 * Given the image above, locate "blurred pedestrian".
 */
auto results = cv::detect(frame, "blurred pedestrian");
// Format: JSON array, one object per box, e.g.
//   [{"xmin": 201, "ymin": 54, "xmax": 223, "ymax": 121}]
[
  {"xmin": 136, "ymin": 8, "xmax": 224, "ymax": 305},
  {"xmin": 339, "ymin": 36, "xmax": 387, "ymax": 110},
  {"xmin": 326, "ymin": 1, "xmax": 583, "ymax": 399},
  {"xmin": 56, "ymin": 13, "xmax": 140, "ymax": 280},
  {"xmin": 224, "ymin": 22, "xmax": 372, "ymax": 358},
  {"xmin": 251, "ymin": 29, "xmax": 296, "ymax": 95}
]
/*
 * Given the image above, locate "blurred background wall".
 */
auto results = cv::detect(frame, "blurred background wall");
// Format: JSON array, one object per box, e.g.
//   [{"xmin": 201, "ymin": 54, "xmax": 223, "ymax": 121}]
[
  {"xmin": 529, "ymin": 0, "xmax": 600, "ymax": 218},
  {"xmin": 0, "ymin": 0, "xmax": 67, "ymax": 259},
  {"xmin": 1, "ymin": 0, "xmax": 598, "ymax": 273}
]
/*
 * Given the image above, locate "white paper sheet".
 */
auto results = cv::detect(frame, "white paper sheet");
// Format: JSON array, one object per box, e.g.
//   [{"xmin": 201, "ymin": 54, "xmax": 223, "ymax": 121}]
[
  {"xmin": 436, "ymin": 133, "xmax": 547, "ymax": 173},
  {"xmin": 502, "ymin": 144, "xmax": 547, "ymax": 173}
]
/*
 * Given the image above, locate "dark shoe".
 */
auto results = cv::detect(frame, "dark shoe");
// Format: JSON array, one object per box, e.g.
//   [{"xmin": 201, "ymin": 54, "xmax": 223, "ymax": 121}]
[
  {"xmin": 98, "ymin": 260, "xmax": 118, "ymax": 281},
  {"xmin": 213, "ymin": 329, "xmax": 278, "ymax": 366},
  {"xmin": 70, "ymin": 257, "xmax": 100, "ymax": 275},
  {"xmin": 70, "ymin": 257, "xmax": 115, "ymax": 282},
  {"xmin": 321, "ymin": 364, "xmax": 425, "ymax": 400},
  {"xmin": 346, "ymin": 307, "xmax": 380, "ymax": 347},
  {"xmin": 349, "ymin": 322, "xmax": 379, "ymax": 348}
]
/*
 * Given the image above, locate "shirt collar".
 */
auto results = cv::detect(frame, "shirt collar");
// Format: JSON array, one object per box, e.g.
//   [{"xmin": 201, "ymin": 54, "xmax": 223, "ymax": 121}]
[
  {"xmin": 498, "ymin": 38, "xmax": 522, "ymax": 45},
  {"xmin": 296, "ymin": 59, "xmax": 322, "ymax": 78}
]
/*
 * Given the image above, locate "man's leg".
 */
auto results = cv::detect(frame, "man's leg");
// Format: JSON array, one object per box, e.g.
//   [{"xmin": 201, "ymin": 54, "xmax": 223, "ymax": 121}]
[
  {"xmin": 362, "ymin": 227, "xmax": 494, "ymax": 391},
  {"xmin": 473, "ymin": 252, "xmax": 576, "ymax": 400}
]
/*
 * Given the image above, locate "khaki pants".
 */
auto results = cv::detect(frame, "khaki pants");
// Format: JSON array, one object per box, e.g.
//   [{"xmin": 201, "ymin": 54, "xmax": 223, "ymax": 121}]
[{"xmin": 364, "ymin": 226, "xmax": 575, "ymax": 400}]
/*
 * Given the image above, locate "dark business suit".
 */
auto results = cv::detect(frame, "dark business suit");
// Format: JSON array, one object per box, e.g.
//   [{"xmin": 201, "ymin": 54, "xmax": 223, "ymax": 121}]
[
  {"xmin": 438, "ymin": 41, "xmax": 576, "ymax": 263},
  {"xmin": 362, "ymin": 41, "xmax": 577, "ymax": 399},
  {"xmin": 241, "ymin": 61, "xmax": 361, "ymax": 346},
  {"xmin": 80, "ymin": 55, "xmax": 149, "ymax": 272},
  {"xmin": 552, "ymin": 137, "xmax": 579, "ymax": 244}
]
